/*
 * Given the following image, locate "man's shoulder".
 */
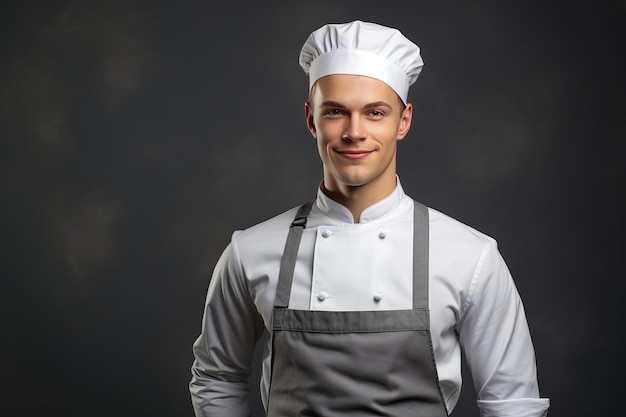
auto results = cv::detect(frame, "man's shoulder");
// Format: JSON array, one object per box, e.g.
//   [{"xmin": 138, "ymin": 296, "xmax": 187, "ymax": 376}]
[
  {"xmin": 426, "ymin": 205, "xmax": 497, "ymax": 249},
  {"xmin": 231, "ymin": 202, "xmax": 308, "ymax": 253}
]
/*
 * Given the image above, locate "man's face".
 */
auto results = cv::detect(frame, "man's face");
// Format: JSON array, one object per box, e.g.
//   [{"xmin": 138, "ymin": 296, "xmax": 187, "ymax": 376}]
[{"xmin": 305, "ymin": 74, "xmax": 412, "ymax": 195}]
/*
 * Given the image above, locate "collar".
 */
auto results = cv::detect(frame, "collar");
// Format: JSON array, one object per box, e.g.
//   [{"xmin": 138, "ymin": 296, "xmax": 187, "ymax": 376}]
[{"xmin": 315, "ymin": 176, "xmax": 406, "ymax": 224}]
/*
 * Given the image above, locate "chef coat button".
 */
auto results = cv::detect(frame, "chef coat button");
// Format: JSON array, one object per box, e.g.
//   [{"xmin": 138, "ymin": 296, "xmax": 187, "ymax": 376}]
[
  {"xmin": 321, "ymin": 229, "xmax": 332, "ymax": 238},
  {"xmin": 378, "ymin": 230, "xmax": 387, "ymax": 239},
  {"xmin": 373, "ymin": 292, "xmax": 383, "ymax": 302},
  {"xmin": 317, "ymin": 292, "xmax": 328, "ymax": 301}
]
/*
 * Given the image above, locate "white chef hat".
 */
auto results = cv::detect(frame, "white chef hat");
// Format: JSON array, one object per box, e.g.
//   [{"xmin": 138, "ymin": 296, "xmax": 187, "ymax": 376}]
[{"xmin": 299, "ymin": 20, "xmax": 424, "ymax": 104}]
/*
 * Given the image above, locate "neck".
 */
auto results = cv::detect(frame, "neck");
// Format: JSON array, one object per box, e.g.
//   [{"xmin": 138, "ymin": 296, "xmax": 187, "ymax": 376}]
[{"xmin": 321, "ymin": 175, "xmax": 397, "ymax": 223}]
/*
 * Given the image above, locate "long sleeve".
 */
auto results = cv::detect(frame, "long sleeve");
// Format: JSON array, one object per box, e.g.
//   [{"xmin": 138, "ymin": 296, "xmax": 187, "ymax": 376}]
[
  {"xmin": 458, "ymin": 241, "xmax": 550, "ymax": 417},
  {"xmin": 190, "ymin": 242, "xmax": 265, "ymax": 417}
]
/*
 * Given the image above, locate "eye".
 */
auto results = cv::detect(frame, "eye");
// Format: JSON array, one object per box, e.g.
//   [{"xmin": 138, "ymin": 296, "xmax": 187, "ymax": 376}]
[
  {"xmin": 368, "ymin": 109, "xmax": 385, "ymax": 118},
  {"xmin": 324, "ymin": 109, "xmax": 344, "ymax": 117}
]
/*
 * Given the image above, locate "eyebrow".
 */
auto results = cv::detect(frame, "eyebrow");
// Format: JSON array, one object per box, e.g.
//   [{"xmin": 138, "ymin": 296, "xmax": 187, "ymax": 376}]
[
  {"xmin": 319, "ymin": 100, "xmax": 394, "ymax": 111},
  {"xmin": 363, "ymin": 101, "xmax": 393, "ymax": 111},
  {"xmin": 319, "ymin": 101, "xmax": 347, "ymax": 109}
]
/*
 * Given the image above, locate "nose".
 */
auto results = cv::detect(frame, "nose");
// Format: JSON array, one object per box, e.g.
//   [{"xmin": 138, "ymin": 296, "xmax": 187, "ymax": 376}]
[{"xmin": 342, "ymin": 114, "xmax": 366, "ymax": 142}]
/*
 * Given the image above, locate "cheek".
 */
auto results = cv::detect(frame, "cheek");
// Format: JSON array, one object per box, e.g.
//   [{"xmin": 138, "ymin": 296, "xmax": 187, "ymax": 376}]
[
  {"xmin": 373, "ymin": 122, "xmax": 402, "ymax": 144},
  {"xmin": 317, "ymin": 121, "xmax": 340, "ymax": 138},
  {"xmin": 315, "ymin": 124, "xmax": 339, "ymax": 148},
  {"xmin": 315, "ymin": 135, "xmax": 330, "ymax": 158}
]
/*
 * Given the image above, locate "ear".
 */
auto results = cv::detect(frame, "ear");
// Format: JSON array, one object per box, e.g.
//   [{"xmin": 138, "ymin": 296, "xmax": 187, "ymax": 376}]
[
  {"xmin": 304, "ymin": 102, "xmax": 317, "ymax": 139},
  {"xmin": 396, "ymin": 103, "xmax": 413, "ymax": 141}
]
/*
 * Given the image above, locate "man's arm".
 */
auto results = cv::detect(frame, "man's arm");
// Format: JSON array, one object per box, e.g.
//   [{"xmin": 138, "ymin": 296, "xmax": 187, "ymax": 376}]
[
  {"xmin": 459, "ymin": 241, "xmax": 550, "ymax": 417},
  {"xmin": 190, "ymin": 241, "xmax": 265, "ymax": 417}
]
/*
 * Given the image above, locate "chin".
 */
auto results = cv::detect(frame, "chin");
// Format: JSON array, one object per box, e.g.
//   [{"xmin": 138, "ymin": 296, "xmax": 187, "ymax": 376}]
[{"xmin": 337, "ymin": 175, "xmax": 374, "ymax": 188}]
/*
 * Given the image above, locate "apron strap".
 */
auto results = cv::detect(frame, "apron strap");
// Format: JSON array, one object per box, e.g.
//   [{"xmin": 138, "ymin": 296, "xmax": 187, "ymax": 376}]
[
  {"xmin": 274, "ymin": 201, "xmax": 314, "ymax": 308},
  {"xmin": 412, "ymin": 201, "xmax": 430, "ymax": 309}
]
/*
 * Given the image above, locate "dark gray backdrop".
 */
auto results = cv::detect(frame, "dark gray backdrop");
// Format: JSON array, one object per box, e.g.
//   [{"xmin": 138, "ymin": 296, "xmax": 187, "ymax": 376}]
[{"xmin": 1, "ymin": 1, "xmax": 624, "ymax": 416}]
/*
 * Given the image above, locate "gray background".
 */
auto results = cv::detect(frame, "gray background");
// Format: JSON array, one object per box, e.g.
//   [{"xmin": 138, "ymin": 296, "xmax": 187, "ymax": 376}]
[{"xmin": 1, "ymin": 1, "xmax": 624, "ymax": 416}]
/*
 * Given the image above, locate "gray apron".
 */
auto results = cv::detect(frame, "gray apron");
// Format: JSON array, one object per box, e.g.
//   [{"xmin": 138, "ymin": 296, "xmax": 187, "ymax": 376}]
[{"xmin": 267, "ymin": 201, "xmax": 448, "ymax": 416}]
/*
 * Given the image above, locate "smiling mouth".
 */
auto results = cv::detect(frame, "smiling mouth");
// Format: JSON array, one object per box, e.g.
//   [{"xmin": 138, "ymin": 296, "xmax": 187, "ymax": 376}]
[{"xmin": 337, "ymin": 150, "xmax": 373, "ymax": 160}]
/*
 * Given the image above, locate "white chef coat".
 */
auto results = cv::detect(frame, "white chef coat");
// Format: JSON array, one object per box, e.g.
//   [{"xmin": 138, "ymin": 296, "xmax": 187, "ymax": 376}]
[{"xmin": 190, "ymin": 178, "xmax": 550, "ymax": 417}]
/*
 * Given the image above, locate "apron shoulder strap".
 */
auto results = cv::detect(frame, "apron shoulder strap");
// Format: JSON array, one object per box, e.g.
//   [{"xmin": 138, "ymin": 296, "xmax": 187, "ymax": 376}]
[
  {"xmin": 412, "ymin": 200, "xmax": 430, "ymax": 309},
  {"xmin": 275, "ymin": 201, "xmax": 314, "ymax": 308}
]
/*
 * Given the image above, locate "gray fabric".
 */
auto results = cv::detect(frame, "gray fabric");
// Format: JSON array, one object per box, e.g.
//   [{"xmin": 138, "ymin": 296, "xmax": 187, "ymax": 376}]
[
  {"xmin": 274, "ymin": 201, "xmax": 314, "ymax": 308},
  {"xmin": 273, "ymin": 308, "xmax": 429, "ymax": 332},
  {"xmin": 268, "ymin": 200, "xmax": 448, "ymax": 416},
  {"xmin": 269, "ymin": 330, "xmax": 444, "ymax": 416},
  {"xmin": 412, "ymin": 201, "xmax": 429, "ymax": 309}
]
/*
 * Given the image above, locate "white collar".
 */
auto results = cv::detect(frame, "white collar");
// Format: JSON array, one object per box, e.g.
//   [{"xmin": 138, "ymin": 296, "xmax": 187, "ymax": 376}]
[{"xmin": 315, "ymin": 177, "xmax": 406, "ymax": 224}]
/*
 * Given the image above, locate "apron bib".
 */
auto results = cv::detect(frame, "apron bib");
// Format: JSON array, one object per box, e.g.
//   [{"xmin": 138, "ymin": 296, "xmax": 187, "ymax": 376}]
[{"xmin": 267, "ymin": 201, "xmax": 448, "ymax": 416}]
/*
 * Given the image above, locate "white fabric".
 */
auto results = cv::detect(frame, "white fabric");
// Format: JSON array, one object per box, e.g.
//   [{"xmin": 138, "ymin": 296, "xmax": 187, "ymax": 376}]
[
  {"xmin": 478, "ymin": 399, "xmax": 550, "ymax": 417},
  {"xmin": 190, "ymin": 179, "xmax": 550, "ymax": 417},
  {"xmin": 299, "ymin": 20, "xmax": 424, "ymax": 103}
]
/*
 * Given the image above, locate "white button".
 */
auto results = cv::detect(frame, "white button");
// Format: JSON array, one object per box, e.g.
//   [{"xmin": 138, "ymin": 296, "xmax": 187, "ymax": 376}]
[
  {"xmin": 378, "ymin": 231, "xmax": 387, "ymax": 239},
  {"xmin": 373, "ymin": 292, "xmax": 383, "ymax": 302},
  {"xmin": 318, "ymin": 292, "xmax": 328, "ymax": 301},
  {"xmin": 321, "ymin": 229, "xmax": 332, "ymax": 238}
]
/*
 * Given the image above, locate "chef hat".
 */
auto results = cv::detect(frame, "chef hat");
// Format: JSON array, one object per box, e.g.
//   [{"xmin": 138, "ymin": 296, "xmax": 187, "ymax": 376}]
[{"xmin": 299, "ymin": 20, "xmax": 424, "ymax": 104}]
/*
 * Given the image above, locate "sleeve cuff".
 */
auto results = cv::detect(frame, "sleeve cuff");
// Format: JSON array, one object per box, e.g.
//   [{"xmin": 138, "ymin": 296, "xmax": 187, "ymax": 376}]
[{"xmin": 477, "ymin": 398, "xmax": 550, "ymax": 417}]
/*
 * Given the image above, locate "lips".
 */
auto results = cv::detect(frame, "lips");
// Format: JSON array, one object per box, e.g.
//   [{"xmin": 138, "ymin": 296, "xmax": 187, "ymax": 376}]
[{"xmin": 336, "ymin": 150, "xmax": 373, "ymax": 160}]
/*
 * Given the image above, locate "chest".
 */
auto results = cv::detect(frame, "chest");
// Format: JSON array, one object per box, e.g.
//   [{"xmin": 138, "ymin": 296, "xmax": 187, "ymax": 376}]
[{"xmin": 292, "ymin": 222, "xmax": 414, "ymax": 311}]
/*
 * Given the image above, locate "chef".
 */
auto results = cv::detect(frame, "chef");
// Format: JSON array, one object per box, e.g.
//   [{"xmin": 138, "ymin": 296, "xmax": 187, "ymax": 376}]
[{"xmin": 190, "ymin": 20, "xmax": 550, "ymax": 417}]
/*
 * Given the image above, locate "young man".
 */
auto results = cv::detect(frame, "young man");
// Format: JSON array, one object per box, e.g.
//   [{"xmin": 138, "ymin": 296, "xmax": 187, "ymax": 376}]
[{"xmin": 190, "ymin": 20, "xmax": 550, "ymax": 416}]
